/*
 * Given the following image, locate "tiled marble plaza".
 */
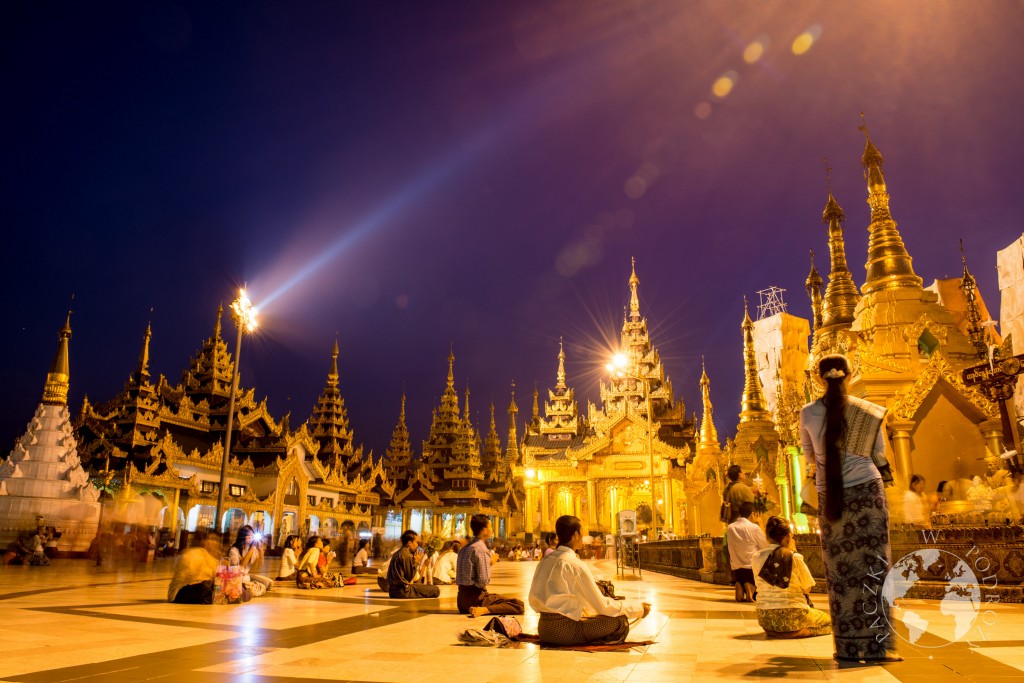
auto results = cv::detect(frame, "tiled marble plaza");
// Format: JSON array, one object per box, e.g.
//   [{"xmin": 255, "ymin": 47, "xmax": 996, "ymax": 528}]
[{"xmin": 1, "ymin": 557, "xmax": 1023, "ymax": 682}]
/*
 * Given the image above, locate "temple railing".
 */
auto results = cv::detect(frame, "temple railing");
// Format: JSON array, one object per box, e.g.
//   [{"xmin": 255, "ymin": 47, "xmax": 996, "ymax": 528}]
[{"xmin": 639, "ymin": 525, "xmax": 1024, "ymax": 603}]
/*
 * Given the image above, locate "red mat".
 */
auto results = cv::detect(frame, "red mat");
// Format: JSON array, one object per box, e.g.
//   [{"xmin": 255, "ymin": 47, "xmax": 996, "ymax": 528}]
[{"xmin": 514, "ymin": 633, "xmax": 653, "ymax": 652}]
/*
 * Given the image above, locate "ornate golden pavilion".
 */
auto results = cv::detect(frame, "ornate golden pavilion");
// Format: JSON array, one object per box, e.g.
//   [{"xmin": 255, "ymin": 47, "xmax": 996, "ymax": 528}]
[
  {"xmin": 516, "ymin": 262, "xmax": 696, "ymax": 538},
  {"xmin": 74, "ymin": 307, "xmax": 388, "ymax": 546}
]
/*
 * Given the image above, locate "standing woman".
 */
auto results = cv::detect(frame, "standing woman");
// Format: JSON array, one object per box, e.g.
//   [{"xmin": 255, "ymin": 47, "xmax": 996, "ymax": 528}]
[{"xmin": 800, "ymin": 354, "xmax": 901, "ymax": 663}]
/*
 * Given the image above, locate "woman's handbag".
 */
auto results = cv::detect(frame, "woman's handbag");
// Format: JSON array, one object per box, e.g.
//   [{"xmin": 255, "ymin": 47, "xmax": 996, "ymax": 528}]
[{"xmin": 215, "ymin": 561, "xmax": 245, "ymax": 604}]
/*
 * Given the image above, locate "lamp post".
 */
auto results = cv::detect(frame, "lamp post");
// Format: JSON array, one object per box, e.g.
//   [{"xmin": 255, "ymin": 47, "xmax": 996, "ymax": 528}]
[
  {"xmin": 214, "ymin": 289, "xmax": 258, "ymax": 532},
  {"xmin": 606, "ymin": 352, "xmax": 658, "ymax": 540}
]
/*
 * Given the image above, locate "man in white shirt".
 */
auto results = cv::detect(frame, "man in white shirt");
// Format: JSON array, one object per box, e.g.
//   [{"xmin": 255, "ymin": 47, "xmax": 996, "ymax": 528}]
[
  {"xmin": 528, "ymin": 515, "xmax": 651, "ymax": 646},
  {"xmin": 727, "ymin": 502, "xmax": 769, "ymax": 603}
]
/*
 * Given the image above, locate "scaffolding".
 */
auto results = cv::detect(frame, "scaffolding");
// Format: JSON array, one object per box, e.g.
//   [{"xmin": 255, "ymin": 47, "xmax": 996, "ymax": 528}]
[{"xmin": 756, "ymin": 286, "xmax": 788, "ymax": 320}]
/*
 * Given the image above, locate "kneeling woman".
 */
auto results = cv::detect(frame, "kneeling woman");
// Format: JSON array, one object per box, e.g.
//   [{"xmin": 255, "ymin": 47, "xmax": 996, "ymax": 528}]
[{"xmin": 753, "ymin": 516, "xmax": 832, "ymax": 639}]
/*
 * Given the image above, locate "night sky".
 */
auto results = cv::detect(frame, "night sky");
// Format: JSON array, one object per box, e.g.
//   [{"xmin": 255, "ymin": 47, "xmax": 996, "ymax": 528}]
[{"xmin": 2, "ymin": 1, "xmax": 1021, "ymax": 459}]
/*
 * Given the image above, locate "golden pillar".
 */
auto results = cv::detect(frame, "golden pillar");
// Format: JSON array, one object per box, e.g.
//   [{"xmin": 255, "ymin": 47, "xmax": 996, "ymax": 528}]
[
  {"xmin": 540, "ymin": 485, "xmax": 551, "ymax": 530},
  {"xmin": 401, "ymin": 508, "xmax": 411, "ymax": 533},
  {"xmin": 888, "ymin": 420, "xmax": 915, "ymax": 486},
  {"xmin": 586, "ymin": 479, "xmax": 598, "ymax": 531},
  {"xmin": 666, "ymin": 478, "xmax": 679, "ymax": 535},
  {"xmin": 524, "ymin": 488, "xmax": 535, "ymax": 536}
]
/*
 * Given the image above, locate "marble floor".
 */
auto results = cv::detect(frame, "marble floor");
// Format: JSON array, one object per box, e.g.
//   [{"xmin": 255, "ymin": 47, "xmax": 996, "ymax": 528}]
[{"xmin": 1, "ymin": 557, "xmax": 1022, "ymax": 682}]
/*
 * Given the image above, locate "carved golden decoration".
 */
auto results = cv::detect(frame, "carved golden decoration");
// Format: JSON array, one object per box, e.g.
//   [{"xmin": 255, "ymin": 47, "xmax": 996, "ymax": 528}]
[{"xmin": 890, "ymin": 351, "xmax": 998, "ymax": 421}]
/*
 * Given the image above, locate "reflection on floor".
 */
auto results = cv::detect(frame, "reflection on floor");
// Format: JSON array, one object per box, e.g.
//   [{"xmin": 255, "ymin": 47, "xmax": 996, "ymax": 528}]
[{"xmin": 0, "ymin": 556, "xmax": 1021, "ymax": 682}]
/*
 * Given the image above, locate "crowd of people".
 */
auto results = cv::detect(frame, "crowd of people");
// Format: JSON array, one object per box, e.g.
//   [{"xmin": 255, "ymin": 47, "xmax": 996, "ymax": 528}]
[{"xmin": 165, "ymin": 352, "xmax": 933, "ymax": 659}]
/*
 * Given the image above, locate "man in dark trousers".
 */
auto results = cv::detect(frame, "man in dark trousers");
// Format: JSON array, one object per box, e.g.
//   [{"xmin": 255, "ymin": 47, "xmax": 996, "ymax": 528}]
[
  {"xmin": 386, "ymin": 530, "xmax": 441, "ymax": 599},
  {"xmin": 456, "ymin": 514, "xmax": 524, "ymax": 617}
]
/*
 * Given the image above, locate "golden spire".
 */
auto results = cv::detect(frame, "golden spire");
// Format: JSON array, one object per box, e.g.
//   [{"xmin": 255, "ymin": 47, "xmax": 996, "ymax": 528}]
[
  {"xmin": 805, "ymin": 249, "xmax": 824, "ymax": 331},
  {"xmin": 628, "ymin": 256, "xmax": 641, "ymax": 321},
  {"xmin": 446, "ymin": 344, "xmax": 455, "ymax": 389},
  {"xmin": 506, "ymin": 381, "xmax": 519, "ymax": 461},
  {"xmin": 322, "ymin": 338, "xmax": 338, "ymax": 388},
  {"xmin": 959, "ymin": 239, "xmax": 988, "ymax": 359},
  {"xmin": 489, "ymin": 401, "xmax": 497, "ymax": 433},
  {"xmin": 555, "ymin": 337, "xmax": 567, "ymax": 390},
  {"xmin": 464, "ymin": 383, "xmax": 471, "ymax": 422},
  {"xmin": 820, "ymin": 158, "xmax": 860, "ymax": 328},
  {"xmin": 214, "ymin": 303, "xmax": 223, "ymax": 340},
  {"xmin": 136, "ymin": 321, "xmax": 152, "ymax": 380},
  {"xmin": 739, "ymin": 297, "xmax": 768, "ymax": 422},
  {"xmin": 399, "ymin": 392, "xmax": 407, "ymax": 423},
  {"xmin": 858, "ymin": 114, "xmax": 922, "ymax": 294},
  {"xmin": 532, "ymin": 384, "xmax": 540, "ymax": 422},
  {"xmin": 42, "ymin": 311, "xmax": 73, "ymax": 406},
  {"xmin": 699, "ymin": 357, "xmax": 719, "ymax": 448}
]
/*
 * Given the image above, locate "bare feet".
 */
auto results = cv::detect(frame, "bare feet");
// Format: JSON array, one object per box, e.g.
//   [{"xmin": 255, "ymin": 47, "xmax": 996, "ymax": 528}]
[
  {"xmin": 469, "ymin": 606, "xmax": 491, "ymax": 618},
  {"xmin": 641, "ymin": 602, "xmax": 652, "ymax": 618}
]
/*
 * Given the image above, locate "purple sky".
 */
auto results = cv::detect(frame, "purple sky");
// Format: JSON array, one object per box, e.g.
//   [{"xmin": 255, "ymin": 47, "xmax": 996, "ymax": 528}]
[{"xmin": 2, "ymin": 1, "xmax": 1021, "ymax": 459}]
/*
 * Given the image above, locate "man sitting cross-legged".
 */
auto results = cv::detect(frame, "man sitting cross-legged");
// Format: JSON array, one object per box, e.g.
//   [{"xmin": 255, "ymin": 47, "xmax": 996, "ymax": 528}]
[
  {"xmin": 386, "ymin": 529, "xmax": 441, "ymax": 599},
  {"xmin": 456, "ymin": 514, "xmax": 525, "ymax": 617},
  {"xmin": 528, "ymin": 515, "xmax": 650, "ymax": 646}
]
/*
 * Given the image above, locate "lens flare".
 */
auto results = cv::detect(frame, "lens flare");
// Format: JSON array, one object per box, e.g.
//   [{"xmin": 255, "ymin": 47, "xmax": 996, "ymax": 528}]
[
  {"xmin": 792, "ymin": 25, "xmax": 822, "ymax": 55},
  {"xmin": 712, "ymin": 71, "xmax": 738, "ymax": 98}
]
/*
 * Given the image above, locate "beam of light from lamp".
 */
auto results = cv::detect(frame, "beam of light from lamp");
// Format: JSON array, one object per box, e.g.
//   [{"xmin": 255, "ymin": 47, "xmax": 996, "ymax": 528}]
[{"xmin": 254, "ymin": 130, "xmax": 489, "ymax": 313}]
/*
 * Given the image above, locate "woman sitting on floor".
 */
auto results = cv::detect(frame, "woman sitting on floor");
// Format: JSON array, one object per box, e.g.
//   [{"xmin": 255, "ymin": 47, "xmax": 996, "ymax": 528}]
[
  {"xmin": 296, "ymin": 536, "xmax": 341, "ymax": 589},
  {"xmin": 752, "ymin": 516, "xmax": 832, "ymax": 639},
  {"xmin": 167, "ymin": 531, "xmax": 222, "ymax": 604},
  {"xmin": 228, "ymin": 525, "xmax": 273, "ymax": 596},
  {"xmin": 351, "ymin": 538, "xmax": 371, "ymax": 574},
  {"xmin": 276, "ymin": 535, "xmax": 301, "ymax": 581}
]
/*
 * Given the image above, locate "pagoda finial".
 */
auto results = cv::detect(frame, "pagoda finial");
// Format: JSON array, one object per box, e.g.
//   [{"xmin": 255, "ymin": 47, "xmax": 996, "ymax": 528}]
[
  {"xmin": 214, "ymin": 303, "xmax": 223, "ymax": 340},
  {"xmin": 806, "ymin": 250, "xmax": 824, "ymax": 331},
  {"xmin": 532, "ymin": 384, "xmax": 540, "ymax": 422},
  {"xmin": 327, "ymin": 339, "xmax": 340, "ymax": 387},
  {"xmin": 555, "ymin": 337, "xmax": 567, "ymax": 390},
  {"xmin": 42, "ymin": 310, "xmax": 73, "ymax": 406},
  {"xmin": 447, "ymin": 344, "xmax": 455, "ymax": 389},
  {"xmin": 820, "ymin": 163, "xmax": 859, "ymax": 329},
  {"xmin": 699, "ymin": 357, "xmax": 719, "ymax": 449},
  {"xmin": 858, "ymin": 114, "xmax": 922, "ymax": 294},
  {"xmin": 464, "ymin": 383, "xmax": 471, "ymax": 422},
  {"xmin": 506, "ymin": 381, "xmax": 519, "ymax": 460},
  {"xmin": 136, "ymin": 320, "xmax": 152, "ymax": 381},
  {"xmin": 959, "ymin": 238, "xmax": 988, "ymax": 359},
  {"xmin": 628, "ymin": 257, "xmax": 641, "ymax": 322},
  {"xmin": 489, "ymin": 401, "xmax": 497, "ymax": 432},
  {"xmin": 739, "ymin": 301, "xmax": 768, "ymax": 422},
  {"xmin": 400, "ymin": 392, "xmax": 407, "ymax": 421}
]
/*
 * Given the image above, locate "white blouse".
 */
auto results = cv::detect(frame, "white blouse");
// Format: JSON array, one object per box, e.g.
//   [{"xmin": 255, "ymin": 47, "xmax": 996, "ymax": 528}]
[
  {"xmin": 799, "ymin": 400, "xmax": 884, "ymax": 491},
  {"xmin": 279, "ymin": 547, "xmax": 298, "ymax": 576},
  {"xmin": 752, "ymin": 545, "xmax": 816, "ymax": 611}
]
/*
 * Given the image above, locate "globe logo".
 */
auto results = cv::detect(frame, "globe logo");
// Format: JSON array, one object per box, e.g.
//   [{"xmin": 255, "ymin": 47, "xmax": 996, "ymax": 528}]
[{"xmin": 881, "ymin": 549, "xmax": 982, "ymax": 647}]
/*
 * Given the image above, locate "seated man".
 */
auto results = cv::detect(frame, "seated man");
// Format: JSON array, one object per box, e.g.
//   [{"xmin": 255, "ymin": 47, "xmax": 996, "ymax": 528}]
[
  {"xmin": 386, "ymin": 530, "xmax": 441, "ymax": 599},
  {"xmin": 456, "ymin": 514, "xmax": 524, "ymax": 616},
  {"xmin": 727, "ymin": 501, "xmax": 768, "ymax": 603},
  {"xmin": 528, "ymin": 515, "xmax": 650, "ymax": 646}
]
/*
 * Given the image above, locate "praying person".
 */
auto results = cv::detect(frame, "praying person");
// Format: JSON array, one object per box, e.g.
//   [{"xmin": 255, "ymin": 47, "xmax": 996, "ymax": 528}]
[
  {"xmin": 276, "ymin": 535, "xmax": 301, "ymax": 581},
  {"xmin": 528, "ymin": 515, "xmax": 650, "ymax": 646},
  {"xmin": 903, "ymin": 474, "xmax": 928, "ymax": 527},
  {"xmin": 386, "ymin": 530, "xmax": 441, "ymax": 599},
  {"xmin": 727, "ymin": 501, "xmax": 768, "ymax": 603},
  {"xmin": 800, "ymin": 354, "xmax": 900, "ymax": 662},
  {"xmin": 432, "ymin": 539, "xmax": 462, "ymax": 585},
  {"xmin": 455, "ymin": 515, "xmax": 524, "ymax": 616},
  {"xmin": 753, "ymin": 516, "xmax": 832, "ymax": 639},
  {"xmin": 352, "ymin": 538, "xmax": 371, "ymax": 574}
]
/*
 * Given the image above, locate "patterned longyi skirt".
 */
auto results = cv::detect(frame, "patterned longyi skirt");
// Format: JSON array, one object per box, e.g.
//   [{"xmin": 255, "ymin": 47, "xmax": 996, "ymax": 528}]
[{"xmin": 819, "ymin": 478, "xmax": 897, "ymax": 660}]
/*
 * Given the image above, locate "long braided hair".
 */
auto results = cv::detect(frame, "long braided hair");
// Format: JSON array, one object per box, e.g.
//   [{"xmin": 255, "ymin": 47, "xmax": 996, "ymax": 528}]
[{"xmin": 818, "ymin": 355, "xmax": 851, "ymax": 522}]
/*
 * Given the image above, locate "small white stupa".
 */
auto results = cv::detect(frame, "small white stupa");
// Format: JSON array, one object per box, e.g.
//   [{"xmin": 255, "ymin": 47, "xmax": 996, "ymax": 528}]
[{"xmin": 0, "ymin": 314, "xmax": 101, "ymax": 552}]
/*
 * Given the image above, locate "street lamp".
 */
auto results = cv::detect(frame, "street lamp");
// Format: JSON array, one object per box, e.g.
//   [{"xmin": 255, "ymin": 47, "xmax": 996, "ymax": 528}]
[
  {"xmin": 214, "ymin": 289, "xmax": 258, "ymax": 532},
  {"xmin": 606, "ymin": 352, "xmax": 658, "ymax": 539}
]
